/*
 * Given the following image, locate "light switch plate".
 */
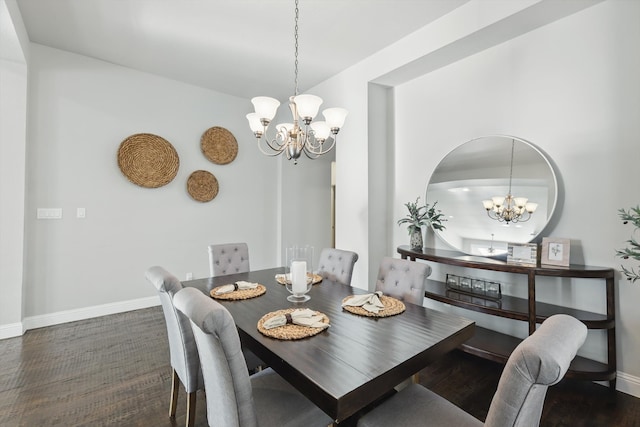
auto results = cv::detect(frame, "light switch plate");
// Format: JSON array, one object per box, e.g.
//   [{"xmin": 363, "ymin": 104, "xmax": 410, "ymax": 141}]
[{"xmin": 37, "ymin": 208, "xmax": 63, "ymax": 219}]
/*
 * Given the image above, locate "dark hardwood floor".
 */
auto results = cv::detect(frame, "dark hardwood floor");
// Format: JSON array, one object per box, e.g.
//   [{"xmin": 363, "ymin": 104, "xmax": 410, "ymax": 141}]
[{"xmin": 0, "ymin": 306, "xmax": 638, "ymax": 426}]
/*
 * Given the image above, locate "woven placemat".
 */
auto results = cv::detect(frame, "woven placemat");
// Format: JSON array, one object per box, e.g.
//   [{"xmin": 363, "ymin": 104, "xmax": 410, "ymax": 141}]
[
  {"xmin": 275, "ymin": 273, "xmax": 323, "ymax": 285},
  {"xmin": 187, "ymin": 170, "xmax": 219, "ymax": 202},
  {"xmin": 257, "ymin": 309, "xmax": 329, "ymax": 340},
  {"xmin": 210, "ymin": 284, "xmax": 266, "ymax": 300},
  {"xmin": 201, "ymin": 126, "xmax": 238, "ymax": 165},
  {"xmin": 342, "ymin": 295, "xmax": 406, "ymax": 318},
  {"xmin": 117, "ymin": 133, "xmax": 179, "ymax": 188}
]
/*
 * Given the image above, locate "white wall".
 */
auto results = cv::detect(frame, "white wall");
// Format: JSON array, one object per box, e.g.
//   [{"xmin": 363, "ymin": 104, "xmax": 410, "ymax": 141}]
[
  {"xmin": 22, "ymin": 44, "xmax": 280, "ymax": 318},
  {"xmin": 0, "ymin": 0, "xmax": 29, "ymax": 336},
  {"xmin": 313, "ymin": 0, "xmax": 640, "ymax": 394},
  {"xmin": 1, "ymin": 1, "xmax": 335, "ymax": 335},
  {"xmin": 0, "ymin": 59, "xmax": 26, "ymax": 327}
]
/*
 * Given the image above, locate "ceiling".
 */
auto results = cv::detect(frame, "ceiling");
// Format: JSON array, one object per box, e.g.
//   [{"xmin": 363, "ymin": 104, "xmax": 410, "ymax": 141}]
[{"xmin": 14, "ymin": 0, "xmax": 468, "ymax": 100}]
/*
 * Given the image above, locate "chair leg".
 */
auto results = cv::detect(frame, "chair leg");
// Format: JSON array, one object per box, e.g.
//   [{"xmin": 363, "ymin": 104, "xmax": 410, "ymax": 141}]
[
  {"xmin": 169, "ymin": 369, "xmax": 180, "ymax": 418},
  {"xmin": 412, "ymin": 373, "xmax": 420, "ymax": 384},
  {"xmin": 186, "ymin": 392, "xmax": 197, "ymax": 427}
]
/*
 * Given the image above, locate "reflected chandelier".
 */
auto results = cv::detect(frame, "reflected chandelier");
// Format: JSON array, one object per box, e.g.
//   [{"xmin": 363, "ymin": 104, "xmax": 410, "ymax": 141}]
[
  {"xmin": 246, "ymin": 0, "xmax": 347, "ymax": 165},
  {"xmin": 482, "ymin": 140, "xmax": 538, "ymax": 224}
]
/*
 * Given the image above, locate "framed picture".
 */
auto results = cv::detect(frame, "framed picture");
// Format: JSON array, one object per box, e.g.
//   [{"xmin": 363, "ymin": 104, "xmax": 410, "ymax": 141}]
[
  {"xmin": 507, "ymin": 243, "xmax": 538, "ymax": 267},
  {"xmin": 541, "ymin": 237, "xmax": 571, "ymax": 267}
]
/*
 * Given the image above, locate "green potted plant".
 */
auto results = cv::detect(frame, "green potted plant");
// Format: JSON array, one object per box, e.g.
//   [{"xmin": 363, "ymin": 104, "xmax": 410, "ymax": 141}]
[
  {"xmin": 397, "ymin": 197, "xmax": 447, "ymax": 250},
  {"xmin": 616, "ymin": 205, "xmax": 640, "ymax": 283}
]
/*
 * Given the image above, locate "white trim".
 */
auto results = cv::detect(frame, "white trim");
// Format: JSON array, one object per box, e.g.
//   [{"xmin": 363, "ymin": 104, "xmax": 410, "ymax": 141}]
[
  {"xmin": 616, "ymin": 370, "xmax": 640, "ymax": 398},
  {"xmin": 5, "ymin": 296, "xmax": 160, "ymax": 337},
  {"xmin": 0, "ymin": 322, "xmax": 24, "ymax": 340}
]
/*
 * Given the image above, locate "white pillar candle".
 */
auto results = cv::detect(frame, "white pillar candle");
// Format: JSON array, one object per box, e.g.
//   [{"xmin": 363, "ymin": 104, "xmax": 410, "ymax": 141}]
[{"xmin": 291, "ymin": 261, "xmax": 307, "ymax": 294}]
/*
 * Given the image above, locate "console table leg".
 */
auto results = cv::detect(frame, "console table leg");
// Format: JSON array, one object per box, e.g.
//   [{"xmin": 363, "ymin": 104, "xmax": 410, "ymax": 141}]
[
  {"xmin": 527, "ymin": 272, "xmax": 536, "ymax": 335},
  {"xmin": 606, "ymin": 277, "xmax": 617, "ymax": 391}
]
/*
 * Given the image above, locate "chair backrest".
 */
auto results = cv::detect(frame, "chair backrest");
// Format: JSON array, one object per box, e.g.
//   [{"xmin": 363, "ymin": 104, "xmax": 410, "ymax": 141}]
[
  {"xmin": 145, "ymin": 266, "xmax": 202, "ymax": 393},
  {"xmin": 317, "ymin": 248, "xmax": 359, "ymax": 286},
  {"xmin": 208, "ymin": 243, "xmax": 250, "ymax": 277},
  {"xmin": 484, "ymin": 314, "xmax": 587, "ymax": 427},
  {"xmin": 174, "ymin": 287, "xmax": 258, "ymax": 427},
  {"xmin": 375, "ymin": 257, "xmax": 431, "ymax": 305}
]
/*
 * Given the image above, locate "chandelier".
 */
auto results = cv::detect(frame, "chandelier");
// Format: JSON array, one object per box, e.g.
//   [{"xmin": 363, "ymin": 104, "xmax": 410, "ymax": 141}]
[
  {"xmin": 482, "ymin": 140, "xmax": 538, "ymax": 223},
  {"xmin": 245, "ymin": 0, "xmax": 347, "ymax": 165}
]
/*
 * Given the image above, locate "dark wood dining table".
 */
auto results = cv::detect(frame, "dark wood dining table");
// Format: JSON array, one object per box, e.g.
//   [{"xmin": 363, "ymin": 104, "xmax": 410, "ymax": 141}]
[{"xmin": 184, "ymin": 267, "xmax": 475, "ymax": 424}]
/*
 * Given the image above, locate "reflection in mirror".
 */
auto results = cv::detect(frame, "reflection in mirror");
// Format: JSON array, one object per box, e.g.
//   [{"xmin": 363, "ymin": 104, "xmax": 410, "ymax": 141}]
[{"xmin": 426, "ymin": 135, "xmax": 557, "ymax": 256}]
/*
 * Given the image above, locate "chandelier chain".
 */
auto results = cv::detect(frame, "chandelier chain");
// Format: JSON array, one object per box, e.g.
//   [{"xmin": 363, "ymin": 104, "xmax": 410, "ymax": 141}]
[
  {"xmin": 294, "ymin": 0, "xmax": 299, "ymax": 96},
  {"xmin": 508, "ymin": 139, "xmax": 515, "ymax": 195}
]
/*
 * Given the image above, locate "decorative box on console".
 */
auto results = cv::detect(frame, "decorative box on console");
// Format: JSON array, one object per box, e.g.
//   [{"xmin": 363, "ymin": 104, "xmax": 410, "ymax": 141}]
[
  {"xmin": 486, "ymin": 281, "xmax": 502, "ymax": 299},
  {"xmin": 446, "ymin": 274, "xmax": 460, "ymax": 290},
  {"xmin": 459, "ymin": 276, "xmax": 472, "ymax": 292},
  {"xmin": 446, "ymin": 273, "xmax": 501, "ymax": 300}
]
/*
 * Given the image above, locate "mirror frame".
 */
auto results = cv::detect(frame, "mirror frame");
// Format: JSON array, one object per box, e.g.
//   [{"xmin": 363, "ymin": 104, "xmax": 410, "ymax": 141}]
[{"xmin": 426, "ymin": 135, "xmax": 558, "ymax": 256}]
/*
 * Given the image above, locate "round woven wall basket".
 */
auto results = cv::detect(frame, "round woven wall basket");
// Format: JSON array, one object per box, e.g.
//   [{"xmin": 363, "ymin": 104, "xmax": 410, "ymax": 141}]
[
  {"xmin": 187, "ymin": 170, "xmax": 219, "ymax": 202},
  {"xmin": 117, "ymin": 133, "xmax": 179, "ymax": 188},
  {"xmin": 201, "ymin": 126, "xmax": 238, "ymax": 165}
]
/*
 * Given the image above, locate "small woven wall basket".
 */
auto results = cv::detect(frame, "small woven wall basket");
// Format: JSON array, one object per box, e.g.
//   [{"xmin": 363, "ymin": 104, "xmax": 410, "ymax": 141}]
[
  {"xmin": 117, "ymin": 133, "xmax": 179, "ymax": 188},
  {"xmin": 201, "ymin": 126, "xmax": 238, "ymax": 165},
  {"xmin": 187, "ymin": 170, "xmax": 219, "ymax": 202}
]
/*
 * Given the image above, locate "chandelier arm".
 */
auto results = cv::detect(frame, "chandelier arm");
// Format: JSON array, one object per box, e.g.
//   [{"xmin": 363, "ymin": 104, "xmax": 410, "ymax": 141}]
[
  {"xmin": 302, "ymin": 148, "xmax": 319, "ymax": 160},
  {"xmin": 301, "ymin": 140, "xmax": 333, "ymax": 159},
  {"xmin": 302, "ymin": 123, "xmax": 337, "ymax": 156},
  {"xmin": 256, "ymin": 139, "xmax": 287, "ymax": 157},
  {"xmin": 304, "ymin": 136, "xmax": 336, "ymax": 157},
  {"xmin": 260, "ymin": 136, "xmax": 287, "ymax": 153},
  {"xmin": 513, "ymin": 211, "xmax": 532, "ymax": 223},
  {"xmin": 256, "ymin": 128, "xmax": 291, "ymax": 155}
]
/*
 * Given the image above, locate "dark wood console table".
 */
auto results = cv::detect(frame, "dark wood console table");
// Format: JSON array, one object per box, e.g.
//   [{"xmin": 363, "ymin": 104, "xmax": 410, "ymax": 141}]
[{"xmin": 398, "ymin": 245, "xmax": 616, "ymax": 389}]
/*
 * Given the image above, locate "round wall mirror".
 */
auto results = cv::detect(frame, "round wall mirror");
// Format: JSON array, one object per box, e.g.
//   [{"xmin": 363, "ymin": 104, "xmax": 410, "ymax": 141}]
[{"xmin": 426, "ymin": 135, "xmax": 557, "ymax": 256}]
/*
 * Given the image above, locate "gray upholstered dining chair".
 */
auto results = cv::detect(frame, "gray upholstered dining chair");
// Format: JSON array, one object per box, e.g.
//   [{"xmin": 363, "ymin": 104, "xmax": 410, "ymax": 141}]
[
  {"xmin": 375, "ymin": 256, "xmax": 432, "ymax": 385},
  {"xmin": 317, "ymin": 248, "xmax": 359, "ymax": 286},
  {"xmin": 207, "ymin": 242, "xmax": 264, "ymax": 372},
  {"xmin": 208, "ymin": 242, "xmax": 250, "ymax": 277},
  {"xmin": 375, "ymin": 256, "xmax": 431, "ymax": 305},
  {"xmin": 173, "ymin": 287, "xmax": 333, "ymax": 427},
  {"xmin": 357, "ymin": 314, "xmax": 588, "ymax": 427},
  {"xmin": 145, "ymin": 266, "xmax": 203, "ymax": 427}
]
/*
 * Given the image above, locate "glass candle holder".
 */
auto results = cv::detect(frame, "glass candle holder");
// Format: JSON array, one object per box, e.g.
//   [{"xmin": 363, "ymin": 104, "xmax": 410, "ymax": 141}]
[{"xmin": 285, "ymin": 245, "xmax": 314, "ymax": 302}]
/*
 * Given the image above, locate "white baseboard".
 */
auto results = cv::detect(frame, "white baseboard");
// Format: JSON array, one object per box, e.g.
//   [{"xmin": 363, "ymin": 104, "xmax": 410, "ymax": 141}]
[
  {"xmin": 0, "ymin": 296, "xmax": 160, "ymax": 339},
  {"xmin": 0, "ymin": 322, "xmax": 24, "ymax": 340},
  {"xmin": 616, "ymin": 370, "xmax": 640, "ymax": 398}
]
